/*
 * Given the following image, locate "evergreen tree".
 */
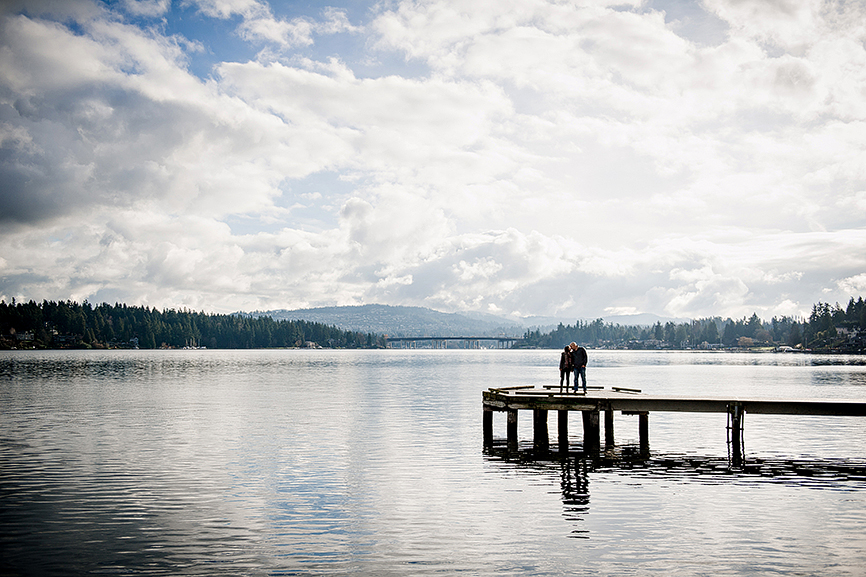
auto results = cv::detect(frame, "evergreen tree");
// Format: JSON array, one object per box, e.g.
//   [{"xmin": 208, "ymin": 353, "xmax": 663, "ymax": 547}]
[
  {"xmin": 787, "ymin": 321, "xmax": 802, "ymax": 347},
  {"xmin": 0, "ymin": 300, "xmax": 382, "ymax": 350}
]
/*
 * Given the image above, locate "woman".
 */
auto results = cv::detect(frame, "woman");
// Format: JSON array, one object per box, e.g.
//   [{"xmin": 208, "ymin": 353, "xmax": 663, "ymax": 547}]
[{"xmin": 559, "ymin": 345, "xmax": 573, "ymax": 393}]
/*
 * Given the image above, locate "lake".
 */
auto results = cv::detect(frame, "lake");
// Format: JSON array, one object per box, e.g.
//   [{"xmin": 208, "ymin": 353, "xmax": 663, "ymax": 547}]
[{"xmin": 1, "ymin": 349, "xmax": 865, "ymax": 575}]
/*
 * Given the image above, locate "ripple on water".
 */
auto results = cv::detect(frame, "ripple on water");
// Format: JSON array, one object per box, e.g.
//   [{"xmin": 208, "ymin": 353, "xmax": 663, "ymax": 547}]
[{"xmin": 2, "ymin": 349, "xmax": 866, "ymax": 576}]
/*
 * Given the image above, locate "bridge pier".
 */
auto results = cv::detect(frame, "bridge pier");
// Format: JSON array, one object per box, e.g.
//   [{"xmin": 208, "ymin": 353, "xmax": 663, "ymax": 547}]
[{"xmin": 385, "ymin": 336, "xmax": 521, "ymax": 349}]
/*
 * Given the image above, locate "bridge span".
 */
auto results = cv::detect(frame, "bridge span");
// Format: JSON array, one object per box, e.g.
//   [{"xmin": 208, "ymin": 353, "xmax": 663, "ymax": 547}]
[{"xmin": 385, "ymin": 336, "xmax": 522, "ymax": 349}]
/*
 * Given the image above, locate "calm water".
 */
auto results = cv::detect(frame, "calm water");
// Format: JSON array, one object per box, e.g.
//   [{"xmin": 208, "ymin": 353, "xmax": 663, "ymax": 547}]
[{"xmin": 2, "ymin": 349, "xmax": 865, "ymax": 576}]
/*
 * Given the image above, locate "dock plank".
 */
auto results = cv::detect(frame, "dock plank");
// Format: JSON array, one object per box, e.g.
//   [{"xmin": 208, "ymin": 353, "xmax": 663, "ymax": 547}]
[{"xmin": 483, "ymin": 387, "xmax": 866, "ymax": 417}]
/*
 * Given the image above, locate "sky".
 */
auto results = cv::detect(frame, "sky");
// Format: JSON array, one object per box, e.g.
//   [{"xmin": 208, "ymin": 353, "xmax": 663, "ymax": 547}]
[{"xmin": 1, "ymin": 0, "xmax": 865, "ymax": 322}]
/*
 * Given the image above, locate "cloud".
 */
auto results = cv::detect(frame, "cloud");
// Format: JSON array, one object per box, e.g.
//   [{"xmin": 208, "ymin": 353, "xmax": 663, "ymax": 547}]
[
  {"xmin": 0, "ymin": 11, "xmax": 321, "ymax": 225},
  {"xmin": 1, "ymin": 0, "xmax": 864, "ymax": 322},
  {"xmin": 185, "ymin": 0, "xmax": 267, "ymax": 20},
  {"xmin": 838, "ymin": 273, "xmax": 866, "ymax": 295},
  {"xmin": 186, "ymin": 0, "xmax": 360, "ymax": 48},
  {"xmin": 240, "ymin": 16, "xmax": 315, "ymax": 47},
  {"xmin": 703, "ymin": 0, "xmax": 851, "ymax": 51},
  {"xmin": 120, "ymin": 0, "xmax": 171, "ymax": 17},
  {"xmin": 0, "ymin": 206, "xmax": 863, "ymax": 319}
]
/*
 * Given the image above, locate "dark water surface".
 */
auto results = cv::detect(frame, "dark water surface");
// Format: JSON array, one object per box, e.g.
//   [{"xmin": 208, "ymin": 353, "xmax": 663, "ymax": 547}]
[{"xmin": 2, "ymin": 349, "xmax": 865, "ymax": 575}]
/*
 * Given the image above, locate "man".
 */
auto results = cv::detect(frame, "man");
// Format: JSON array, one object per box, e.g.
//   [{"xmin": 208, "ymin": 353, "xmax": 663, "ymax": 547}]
[{"xmin": 570, "ymin": 342, "xmax": 588, "ymax": 393}]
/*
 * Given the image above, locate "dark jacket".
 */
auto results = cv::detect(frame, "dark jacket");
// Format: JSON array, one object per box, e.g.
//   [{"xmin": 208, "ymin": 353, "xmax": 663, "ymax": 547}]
[
  {"xmin": 571, "ymin": 346, "xmax": 587, "ymax": 368},
  {"xmin": 560, "ymin": 350, "xmax": 573, "ymax": 371}
]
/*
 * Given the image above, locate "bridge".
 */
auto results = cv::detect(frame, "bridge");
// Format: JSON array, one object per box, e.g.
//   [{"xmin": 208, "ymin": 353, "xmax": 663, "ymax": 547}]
[{"xmin": 385, "ymin": 336, "xmax": 522, "ymax": 349}]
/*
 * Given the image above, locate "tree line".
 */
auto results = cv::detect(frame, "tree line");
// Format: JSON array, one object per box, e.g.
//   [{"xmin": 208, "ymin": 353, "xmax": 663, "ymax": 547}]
[
  {"xmin": 3, "ymin": 296, "xmax": 865, "ymax": 352},
  {"xmin": 0, "ymin": 300, "xmax": 385, "ymax": 350},
  {"xmin": 520, "ymin": 297, "xmax": 866, "ymax": 352}
]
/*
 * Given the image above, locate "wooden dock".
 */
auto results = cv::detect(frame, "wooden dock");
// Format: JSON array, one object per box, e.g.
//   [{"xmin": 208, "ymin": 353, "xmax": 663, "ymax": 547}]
[{"xmin": 482, "ymin": 386, "xmax": 866, "ymax": 464}]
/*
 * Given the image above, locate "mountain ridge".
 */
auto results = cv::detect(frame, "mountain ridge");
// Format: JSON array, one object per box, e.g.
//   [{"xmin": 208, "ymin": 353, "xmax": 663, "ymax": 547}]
[
  {"xmin": 246, "ymin": 304, "xmax": 523, "ymax": 337},
  {"xmin": 242, "ymin": 305, "xmax": 690, "ymax": 337}
]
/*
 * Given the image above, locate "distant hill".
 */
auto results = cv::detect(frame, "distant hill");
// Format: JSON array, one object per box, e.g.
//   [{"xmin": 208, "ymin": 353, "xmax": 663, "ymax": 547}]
[
  {"xmin": 247, "ymin": 304, "xmax": 524, "ymax": 337},
  {"xmin": 244, "ymin": 305, "xmax": 693, "ymax": 337}
]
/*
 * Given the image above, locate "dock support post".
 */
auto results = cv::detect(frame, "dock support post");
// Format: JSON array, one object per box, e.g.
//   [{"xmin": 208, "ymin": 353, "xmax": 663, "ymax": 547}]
[
  {"xmin": 483, "ymin": 409, "xmax": 493, "ymax": 447},
  {"xmin": 558, "ymin": 410, "xmax": 569, "ymax": 453},
  {"xmin": 507, "ymin": 409, "xmax": 518, "ymax": 452},
  {"xmin": 728, "ymin": 404, "xmax": 744, "ymax": 467},
  {"xmin": 604, "ymin": 409, "xmax": 615, "ymax": 448},
  {"xmin": 533, "ymin": 409, "xmax": 549, "ymax": 453},
  {"xmin": 638, "ymin": 412, "xmax": 649, "ymax": 456},
  {"xmin": 582, "ymin": 410, "xmax": 600, "ymax": 454}
]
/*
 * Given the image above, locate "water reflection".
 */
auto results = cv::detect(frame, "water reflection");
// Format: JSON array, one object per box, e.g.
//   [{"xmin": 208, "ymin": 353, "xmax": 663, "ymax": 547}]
[
  {"xmin": 559, "ymin": 458, "xmax": 591, "ymax": 539},
  {"xmin": 4, "ymin": 350, "xmax": 865, "ymax": 575},
  {"xmin": 485, "ymin": 446, "xmax": 866, "ymax": 540}
]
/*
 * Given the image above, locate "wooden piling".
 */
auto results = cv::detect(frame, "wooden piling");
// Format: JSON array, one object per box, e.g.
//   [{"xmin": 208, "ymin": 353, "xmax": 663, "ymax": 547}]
[
  {"xmin": 582, "ymin": 410, "xmax": 600, "ymax": 453},
  {"xmin": 483, "ymin": 408, "xmax": 493, "ymax": 447},
  {"xmin": 728, "ymin": 404, "xmax": 743, "ymax": 467},
  {"xmin": 604, "ymin": 409, "xmax": 614, "ymax": 448},
  {"xmin": 533, "ymin": 409, "xmax": 549, "ymax": 452},
  {"xmin": 507, "ymin": 409, "xmax": 518, "ymax": 452},
  {"xmin": 638, "ymin": 412, "xmax": 649, "ymax": 456},
  {"xmin": 558, "ymin": 410, "xmax": 569, "ymax": 453}
]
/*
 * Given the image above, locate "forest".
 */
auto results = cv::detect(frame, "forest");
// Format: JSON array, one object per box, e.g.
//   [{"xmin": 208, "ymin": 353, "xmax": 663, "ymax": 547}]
[
  {"xmin": 0, "ymin": 300, "xmax": 385, "ymax": 350},
  {"xmin": 519, "ymin": 297, "xmax": 866, "ymax": 353},
  {"xmin": 2, "ymin": 297, "xmax": 864, "ymax": 352}
]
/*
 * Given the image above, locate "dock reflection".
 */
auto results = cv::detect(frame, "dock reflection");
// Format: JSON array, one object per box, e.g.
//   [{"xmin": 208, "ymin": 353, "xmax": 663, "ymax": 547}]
[
  {"xmin": 559, "ymin": 457, "xmax": 591, "ymax": 539},
  {"xmin": 484, "ymin": 443, "xmax": 866, "ymax": 539}
]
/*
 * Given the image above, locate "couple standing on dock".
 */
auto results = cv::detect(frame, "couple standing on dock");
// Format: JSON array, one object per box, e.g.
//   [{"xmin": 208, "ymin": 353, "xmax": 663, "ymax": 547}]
[{"xmin": 559, "ymin": 342, "xmax": 588, "ymax": 394}]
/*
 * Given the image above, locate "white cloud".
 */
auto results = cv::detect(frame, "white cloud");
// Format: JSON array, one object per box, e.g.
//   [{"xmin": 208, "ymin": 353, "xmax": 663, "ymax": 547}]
[
  {"xmin": 185, "ymin": 0, "xmax": 266, "ymax": 20},
  {"xmin": 121, "ymin": 0, "xmax": 171, "ymax": 17},
  {"xmin": 838, "ymin": 273, "xmax": 866, "ymax": 295},
  {"xmin": 186, "ymin": 1, "xmax": 360, "ymax": 48},
  {"xmin": 1, "ymin": 0, "xmax": 864, "ymax": 322},
  {"xmin": 704, "ymin": 0, "xmax": 823, "ymax": 51},
  {"xmin": 320, "ymin": 7, "xmax": 361, "ymax": 34},
  {"xmin": 240, "ymin": 15, "xmax": 315, "ymax": 47}
]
